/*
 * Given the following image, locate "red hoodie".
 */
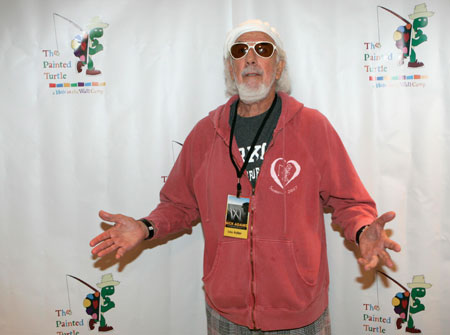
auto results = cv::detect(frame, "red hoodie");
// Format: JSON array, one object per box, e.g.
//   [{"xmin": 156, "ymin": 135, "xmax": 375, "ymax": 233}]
[{"xmin": 146, "ymin": 92, "xmax": 377, "ymax": 331}]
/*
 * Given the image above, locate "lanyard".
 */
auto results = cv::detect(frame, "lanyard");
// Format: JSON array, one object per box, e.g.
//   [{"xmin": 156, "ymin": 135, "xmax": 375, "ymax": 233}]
[{"xmin": 228, "ymin": 95, "xmax": 277, "ymax": 197}]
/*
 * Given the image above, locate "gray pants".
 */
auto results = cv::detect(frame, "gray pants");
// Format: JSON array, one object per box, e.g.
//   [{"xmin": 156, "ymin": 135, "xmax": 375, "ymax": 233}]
[{"xmin": 206, "ymin": 303, "xmax": 331, "ymax": 335}]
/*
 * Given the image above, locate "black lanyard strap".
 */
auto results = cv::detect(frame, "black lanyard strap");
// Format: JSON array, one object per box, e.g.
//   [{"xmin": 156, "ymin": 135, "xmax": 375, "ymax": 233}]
[{"xmin": 228, "ymin": 94, "xmax": 277, "ymax": 197}]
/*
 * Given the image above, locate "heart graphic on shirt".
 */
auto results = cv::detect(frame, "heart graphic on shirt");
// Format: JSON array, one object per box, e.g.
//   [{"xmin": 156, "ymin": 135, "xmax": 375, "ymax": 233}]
[{"xmin": 270, "ymin": 158, "xmax": 301, "ymax": 189}]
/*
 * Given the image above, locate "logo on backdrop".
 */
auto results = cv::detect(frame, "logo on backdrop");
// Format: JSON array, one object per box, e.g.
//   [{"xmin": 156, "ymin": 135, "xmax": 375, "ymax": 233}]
[
  {"xmin": 42, "ymin": 14, "xmax": 108, "ymax": 95},
  {"xmin": 363, "ymin": 3, "xmax": 434, "ymax": 88},
  {"xmin": 161, "ymin": 140, "xmax": 183, "ymax": 183},
  {"xmin": 61, "ymin": 274, "xmax": 120, "ymax": 333},
  {"xmin": 361, "ymin": 271, "xmax": 432, "ymax": 334}
]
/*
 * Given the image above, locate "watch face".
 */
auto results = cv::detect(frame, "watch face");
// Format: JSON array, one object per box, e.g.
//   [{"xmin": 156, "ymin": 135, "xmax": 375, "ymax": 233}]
[{"xmin": 147, "ymin": 226, "xmax": 154, "ymax": 239}]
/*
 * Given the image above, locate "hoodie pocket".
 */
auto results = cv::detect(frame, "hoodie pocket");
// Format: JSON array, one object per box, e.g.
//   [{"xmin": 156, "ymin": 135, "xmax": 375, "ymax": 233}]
[
  {"xmin": 202, "ymin": 240, "xmax": 251, "ymax": 311},
  {"xmin": 254, "ymin": 239, "xmax": 322, "ymax": 310}
]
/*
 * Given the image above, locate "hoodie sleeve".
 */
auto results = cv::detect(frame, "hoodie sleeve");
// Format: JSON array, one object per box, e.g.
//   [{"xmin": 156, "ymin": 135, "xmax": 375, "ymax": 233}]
[
  {"xmin": 314, "ymin": 113, "xmax": 378, "ymax": 242},
  {"xmin": 143, "ymin": 121, "xmax": 208, "ymax": 239}
]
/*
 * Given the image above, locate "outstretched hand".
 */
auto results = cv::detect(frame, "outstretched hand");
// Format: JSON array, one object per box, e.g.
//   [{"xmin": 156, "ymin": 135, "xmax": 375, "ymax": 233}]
[
  {"xmin": 90, "ymin": 210, "xmax": 149, "ymax": 259},
  {"xmin": 358, "ymin": 211, "xmax": 401, "ymax": 271}
]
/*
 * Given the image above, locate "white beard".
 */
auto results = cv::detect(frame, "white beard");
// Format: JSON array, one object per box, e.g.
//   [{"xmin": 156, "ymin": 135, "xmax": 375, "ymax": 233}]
[{"xmin": 235, "ymin": 70, "xmax": 276, "ymax": 104}]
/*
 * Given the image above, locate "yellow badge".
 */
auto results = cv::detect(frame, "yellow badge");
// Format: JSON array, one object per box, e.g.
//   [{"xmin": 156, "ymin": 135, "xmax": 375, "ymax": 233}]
[{"xmin": 224, "ymin": 195, "xmax": 250, "ymax": 239}]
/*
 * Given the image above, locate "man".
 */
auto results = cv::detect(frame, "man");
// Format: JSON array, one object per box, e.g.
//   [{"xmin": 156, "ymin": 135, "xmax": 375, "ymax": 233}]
[{"xmin": 90, "ymin": 20, "xmax": 401, "ymax": 334}]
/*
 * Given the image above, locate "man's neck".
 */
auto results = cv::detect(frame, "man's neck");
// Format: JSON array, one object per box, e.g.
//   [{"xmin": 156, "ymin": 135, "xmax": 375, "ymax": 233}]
[{"xmin": 237, "ymin": 89, "xmax": 276, "ymax": 118}]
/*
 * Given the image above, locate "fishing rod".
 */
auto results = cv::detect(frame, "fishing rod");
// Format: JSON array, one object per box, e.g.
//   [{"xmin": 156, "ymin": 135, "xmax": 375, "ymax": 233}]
[
  {"xmin": 376, "ymin": 6, "xmax": 411, "ymax": 46},
  {"xmin": 66, "ymin": 274, "xmax": 99, "ymax": 310},
  {"xmin": 377, "ymin": 270, "xmax": 409, "ymax": 292},
  {"xmin": 172, "ymin": 140, "xmax": 183, "ymax": 162}
]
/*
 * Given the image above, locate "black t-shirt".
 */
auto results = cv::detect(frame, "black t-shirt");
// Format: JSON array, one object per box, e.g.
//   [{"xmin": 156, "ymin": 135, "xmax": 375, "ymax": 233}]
[{"xmin": 229, "ymin": 95, "xmax": 282, "ymax": 187}]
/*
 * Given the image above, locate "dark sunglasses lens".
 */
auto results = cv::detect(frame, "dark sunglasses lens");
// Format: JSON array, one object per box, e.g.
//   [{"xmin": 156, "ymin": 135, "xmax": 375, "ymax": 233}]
[
  {"xmin": 255, "ymin": 43, "xmax": 274, "ymax": 57},
  {"xmin": 230, "ymin": 43, "xmax": 248, "ymax": 59}
]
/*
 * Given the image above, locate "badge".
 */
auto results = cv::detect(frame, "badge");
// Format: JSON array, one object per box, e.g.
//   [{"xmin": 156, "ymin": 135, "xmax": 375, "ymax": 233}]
[{"xmin": 224, "ymin": 195, "xmax": 250, "ymax": 239}]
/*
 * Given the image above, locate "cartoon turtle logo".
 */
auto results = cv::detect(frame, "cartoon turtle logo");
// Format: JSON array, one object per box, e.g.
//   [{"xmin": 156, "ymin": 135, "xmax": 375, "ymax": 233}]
[
  {"xmin": 52, "ymin": 13, "xmax": 108, "ymax": 76},
  {"xmin": 402, "ymin": 275, "xmax": 432, "ymax": 333},
  {"xmin": 67, "ymin": 273, "xmax": 119, "ymax": 332},
  {"xmin": 72, "ymin": 16, "xmax": 109, "ymax": 75},
  {"xmin": 377, "ymin": 3, "xmax": 434, "ymax": 67},
  {"xmin": 378, "ymin": 272, "xmax": 432, "ymax": 334},
  {"xmin": 406, "ymin": 4, "xmax": 434, "ymax": 67}
]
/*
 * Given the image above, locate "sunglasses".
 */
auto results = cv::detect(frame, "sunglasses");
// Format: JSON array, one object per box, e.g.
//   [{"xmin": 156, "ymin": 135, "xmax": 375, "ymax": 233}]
[{"xmin": 229, "ymin": 41, "xmax": 277, "ymax": 60}]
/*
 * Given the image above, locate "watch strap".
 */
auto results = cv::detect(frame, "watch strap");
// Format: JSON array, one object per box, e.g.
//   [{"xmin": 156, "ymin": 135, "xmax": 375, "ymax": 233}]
[
  {"xmin": 140, "ymin": 218, "xmax": 155, "ymax": 240},
  {"xmin": 356, "ymin": 225, "xmax": 369, "ymax": 245}
]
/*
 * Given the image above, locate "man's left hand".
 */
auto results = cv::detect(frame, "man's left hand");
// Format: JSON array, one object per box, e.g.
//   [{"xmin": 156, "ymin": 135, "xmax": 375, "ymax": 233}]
[{"xmin": 357, "ymin": 211, "xmax": 401, "ymax": 271}]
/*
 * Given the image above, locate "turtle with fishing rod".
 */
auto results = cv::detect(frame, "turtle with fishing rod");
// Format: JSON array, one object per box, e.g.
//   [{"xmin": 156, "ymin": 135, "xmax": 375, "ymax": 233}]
[
  {"xmin": 53, "ymin": 14, "xmax": 108, "ymax": 75},
  {"xmin": 378, "ymin": 271, "xmax": 432, "ymax": 334},
  {"xmin": 66, "ymin": 274, "xmax": 119, "ymax": 332},
  {"xmin": 377, "ymin": 4, "xmax": 434, "ymax": 68}
]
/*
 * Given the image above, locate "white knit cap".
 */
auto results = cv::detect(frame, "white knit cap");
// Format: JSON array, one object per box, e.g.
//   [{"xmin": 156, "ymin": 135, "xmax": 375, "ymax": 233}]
[{"xmin": 223, "ymin": 19, "xmax": 284, "ymax": 59}]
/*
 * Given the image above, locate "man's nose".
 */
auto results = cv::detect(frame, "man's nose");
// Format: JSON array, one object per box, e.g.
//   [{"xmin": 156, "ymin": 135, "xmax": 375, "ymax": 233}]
[{"xmin": 245, "ymin": 48, "xmax": 257, "ymax": 64}]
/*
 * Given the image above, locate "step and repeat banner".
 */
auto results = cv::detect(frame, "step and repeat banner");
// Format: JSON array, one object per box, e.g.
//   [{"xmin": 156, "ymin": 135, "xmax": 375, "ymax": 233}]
[{"xmin": 1, "ymin": 0, "xmax": 448, "ymax": 334}]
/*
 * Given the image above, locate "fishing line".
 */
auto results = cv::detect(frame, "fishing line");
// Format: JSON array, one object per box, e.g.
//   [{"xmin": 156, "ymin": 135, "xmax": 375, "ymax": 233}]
[
  {"xmin": 376, "ymin": 271, "xmax": 380, "ymax": 307},
  {"xmin": 52, "ymin": 13, "xmax": 83, "ymax": 51},
  {"xmin": 53, "ymin": 13, "xmax": 59, "ymax": 51},
  {"xmin": 53, "ymin": 13, "xmax": 83, "ymax": 31},
  {"xmin": 65, "ymin": 274, "xmax": 100, "ymax": 312},
  {"xmin": 65, "ymin": 274, "xmax": 72, "ymax": 310},
  {"xmin": 377, "ymin": 6, "xmax": 382, "ymax": 46}
]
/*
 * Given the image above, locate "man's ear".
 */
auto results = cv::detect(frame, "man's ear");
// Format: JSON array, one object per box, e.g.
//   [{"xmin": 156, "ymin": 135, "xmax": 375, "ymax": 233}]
[
  {"xmin": 227, "ymin": 58, "xmax": 235, "ymax": 78},
  {"xmin": 276, "ymin": 60, "xmax": 285, "ymax": 80}
]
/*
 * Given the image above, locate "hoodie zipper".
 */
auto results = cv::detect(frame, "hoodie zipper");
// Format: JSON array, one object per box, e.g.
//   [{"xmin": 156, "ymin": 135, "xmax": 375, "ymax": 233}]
[
  {"xmin": 247, "ymin": 127, "xmax": 283, "ymax": 330},
  {"xmin": 227, "ymin": 101, "xmax": 286, "ymax": 330},
  {"xmin": 249, "ymin": 186, "xmax": 257, "ymax": 329}
]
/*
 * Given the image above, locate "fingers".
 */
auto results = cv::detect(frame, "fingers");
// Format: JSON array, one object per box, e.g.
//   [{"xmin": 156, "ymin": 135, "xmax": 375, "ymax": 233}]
[
  {"xmin": 92, "ymin": 211, "xmax": 138, "ymax": 259},
  {"xmin": 358, "ymin": 211, "xmax": 400, "ymax": 271},
  {"xmin": 98, "ymin": 210, "xmax": 128, "ymax": 227},
  {"xmin": 385, "ymin": 238, "xmax": 402, "ymax": 252},
  {"xmin": 375, "ymin": 211, "xmax": 396, "ymax": 227},
  {"xmin": 96, "ymin": 240, "xmax": 119, "ymax": 257},
  {"xmin": 91, "ymin": 237, "xmax": 126, "ymax": 259},
  {"xmin": 358, "ymin": 254, "xmax": 379, "ymax": 271},
  {"xmin": 99, "ymin": 210, "xmax": 115, "ymax": 222},
  {"xmin": 116, "ymin": 247, "xmax": 126, "ymax": 259},
  {"xmin": 90, "ymin": 230, "xmax": 110, "ymax": 247},
  {"xmin": 378, "ymin": 249, "xmax": 395, "ymax": 269},
  {"xmin": 93, "ymin": 242, "xmax": 126, "ymax": 259},
  {"xmin": 358, "ymin": 248, "xmax": 397, "ymax": 270},
  {"xmin": 92, "ymin": 210, "xmax": 121, "ymax": 248},
  {"xmin": 91, "ymin": 238, "xmax": 115, "ymax": 256}
]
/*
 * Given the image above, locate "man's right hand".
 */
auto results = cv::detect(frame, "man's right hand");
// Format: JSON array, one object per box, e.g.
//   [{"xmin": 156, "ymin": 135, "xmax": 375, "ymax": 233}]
[{"xmin": 90, "ymin": 210, "xmax": 149, "ymax": 259}]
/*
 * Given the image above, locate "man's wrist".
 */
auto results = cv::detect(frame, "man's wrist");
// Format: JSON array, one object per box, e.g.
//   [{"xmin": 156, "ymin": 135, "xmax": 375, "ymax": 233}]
[
  {"xmin": 356, "ymin": 225, "xmax": 369, "ymax": 245},
  {"xmin": 139, "ymin": 219, "xmax": 155, "ymax": 240}
]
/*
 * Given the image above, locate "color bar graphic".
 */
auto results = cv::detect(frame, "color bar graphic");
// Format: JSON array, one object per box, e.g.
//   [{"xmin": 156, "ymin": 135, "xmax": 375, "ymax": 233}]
[
  {"xmin": 369, "ymin": 75, "xmax": 428, "ymax": 81},
  {"xmin": 49, "ymin": 82, "xmax": 107, "ymax": 88}
]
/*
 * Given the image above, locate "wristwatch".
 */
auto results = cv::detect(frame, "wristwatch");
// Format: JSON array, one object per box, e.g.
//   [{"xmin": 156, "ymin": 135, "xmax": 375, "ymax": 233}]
[{"xmin": 140, "ymin": 219, "xmax": 155, "ymax": 240}]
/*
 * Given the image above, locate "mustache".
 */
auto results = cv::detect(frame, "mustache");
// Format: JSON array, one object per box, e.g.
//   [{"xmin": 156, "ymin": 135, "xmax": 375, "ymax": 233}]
[{"xmin": 241, "ymin": 66, "xmax": 263, "ymax": 76}]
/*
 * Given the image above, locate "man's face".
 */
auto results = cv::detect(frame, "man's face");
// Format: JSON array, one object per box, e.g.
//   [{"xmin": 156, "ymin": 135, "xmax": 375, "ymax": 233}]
[{"xmin": 228, "ymin": 31, "xmax": 285, "ymax": 100}]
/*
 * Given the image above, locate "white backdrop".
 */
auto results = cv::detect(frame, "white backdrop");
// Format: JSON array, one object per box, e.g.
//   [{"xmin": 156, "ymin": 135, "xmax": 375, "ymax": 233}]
[{"xmin": 1, "ymin": 0, "xmax": 449, "ymax": 334}]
